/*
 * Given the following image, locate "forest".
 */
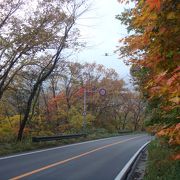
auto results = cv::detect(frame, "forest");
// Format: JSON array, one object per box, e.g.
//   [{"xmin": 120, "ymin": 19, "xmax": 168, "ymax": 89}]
[
  {"xmin": 0, "ymin": 0, "xmax": 179, "ymax": 152},
  {"xmin": 0, "ymin": 0, "xmax": 145, "ymax": 143}
]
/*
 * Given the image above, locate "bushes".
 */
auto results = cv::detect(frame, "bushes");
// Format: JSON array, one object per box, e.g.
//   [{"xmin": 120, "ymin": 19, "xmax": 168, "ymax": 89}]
[{"xmin": 144, "ymin": 138, "xmax": 180, "ymax": 180}]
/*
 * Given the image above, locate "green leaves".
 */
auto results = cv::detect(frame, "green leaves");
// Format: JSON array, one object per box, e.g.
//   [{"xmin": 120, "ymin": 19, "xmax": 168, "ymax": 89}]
[{"xmin": 166, "ymin": 51, "xmax": 174, "ymax": 59}]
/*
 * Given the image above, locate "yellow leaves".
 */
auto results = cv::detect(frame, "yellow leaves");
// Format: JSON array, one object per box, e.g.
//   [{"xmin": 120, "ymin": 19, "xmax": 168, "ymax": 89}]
[
  {"xmin": 167, "ymin": 12, "xmax": 176, "ymax": 20},
  {"xmin": 0, "ymin": 115, "xmax": 21, "ymax": 141},
  {"xmin": 146, "ymin": 80, "xmax": 154, "ymax": 88},
  {"xmin": 178, "ymin": 4, "xmax": 180, "ymax": 10},
  {"xmin": 169, "ymin": 97, "xmax": 179, "ymax": 104},
  {"xmin": 150, "ymin": 13, "xmax": 158, "ymax": 21}
]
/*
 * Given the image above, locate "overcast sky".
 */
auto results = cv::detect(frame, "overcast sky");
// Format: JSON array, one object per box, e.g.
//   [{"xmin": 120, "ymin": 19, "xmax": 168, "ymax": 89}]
[{"xmin": 74, "ymin": 0, "xmax": 132, "ymax": 84}]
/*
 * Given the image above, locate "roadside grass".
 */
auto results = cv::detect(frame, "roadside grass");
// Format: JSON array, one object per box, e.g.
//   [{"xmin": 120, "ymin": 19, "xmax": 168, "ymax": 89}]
[
  {"xmin": 0, "ymin": 130, "xmax": 138, "ymax": 157},
  {"xmin": 144, "ymin": 138, "xmax": 180, "ymax": 180}
]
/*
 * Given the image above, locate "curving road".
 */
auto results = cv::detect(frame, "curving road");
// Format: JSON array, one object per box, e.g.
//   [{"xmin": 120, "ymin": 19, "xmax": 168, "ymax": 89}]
[{"xmin": 0, "ymin": 134, "xmax": 151, "ymax": 180}]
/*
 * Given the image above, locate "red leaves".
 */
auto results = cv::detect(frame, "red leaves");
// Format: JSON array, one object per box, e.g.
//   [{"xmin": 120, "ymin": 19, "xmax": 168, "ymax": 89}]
[
  {"xmin": 75, "ymin": 87, "xmax": 84, "ymax": 97},
  {"xmin": 154, "ymin": 71, "xmax": 167, "ymax": 83},
  {"xmin": 48, "ymin": 93, "xmax": 66, "ymax": 111},
  {"xmin": 172, "ymin": 66, "xmax": 180, "ymax": 74},
  {"xmin": 167, "ymin": 74, "xmax": 178, "ymax": 86},
  {"xmin": 171, "ymin": 153, "xmax": 180, "ymax": 160}
]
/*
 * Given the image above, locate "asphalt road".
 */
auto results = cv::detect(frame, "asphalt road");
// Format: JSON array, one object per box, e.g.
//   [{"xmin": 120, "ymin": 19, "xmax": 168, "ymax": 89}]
[{"xmin": 0, "ymin": 134, "xmax": 151, "ymax": 180}]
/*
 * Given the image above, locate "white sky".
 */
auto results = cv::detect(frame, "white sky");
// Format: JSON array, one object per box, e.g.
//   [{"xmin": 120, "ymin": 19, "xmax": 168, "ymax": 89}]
[{"xmin": 74, "ymin": 0, "xmax": 133, "ymax": 84}]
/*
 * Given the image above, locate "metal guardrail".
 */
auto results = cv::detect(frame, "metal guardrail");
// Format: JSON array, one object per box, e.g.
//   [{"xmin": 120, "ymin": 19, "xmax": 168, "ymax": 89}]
[
  {"xmin": 118, "ymin": 131, "xmax": 133, "ymax": 134},
  {"xmin": 114, "ymin": 141, "xmax": 151, "ymax": 180},
  {"xmin": 32, "ymin": 133, "xmax": 87, "ymax": 142}
]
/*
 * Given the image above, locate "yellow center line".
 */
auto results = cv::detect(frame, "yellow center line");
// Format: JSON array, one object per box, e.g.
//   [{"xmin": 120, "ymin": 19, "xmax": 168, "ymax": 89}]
[{"xmin": 10, "ymin": 136, "xmax": 142, "ymax": 180}]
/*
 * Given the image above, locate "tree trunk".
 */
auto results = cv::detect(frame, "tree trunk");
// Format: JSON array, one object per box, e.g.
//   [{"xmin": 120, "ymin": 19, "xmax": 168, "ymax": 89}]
[
  {"xmin": 17, "ymin": 84, "xmax": 39, "ymax": 141},
  {"xmin": 17, "ymin": 16, "xmax": 76, "ymax": 141},
  {"xmin": 122, "ymin": 112, "xmax": 128, "ymax": 130},
  {"xmin": 133, "ymin": 114, "xmax": 139, "ymax": 131},
  {"xmin": 42, "ymin": 87, "xmax": 50, "ymax": 122}
]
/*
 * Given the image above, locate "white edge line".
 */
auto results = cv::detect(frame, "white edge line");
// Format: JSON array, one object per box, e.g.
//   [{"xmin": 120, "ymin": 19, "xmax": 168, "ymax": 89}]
[
  {"xmin": 0, "ymin": 134, "xmax": 144, "ymax": 160},
  {"xmin": 114, "ymin": 140, "xmax": 151, "ymax": 180}
]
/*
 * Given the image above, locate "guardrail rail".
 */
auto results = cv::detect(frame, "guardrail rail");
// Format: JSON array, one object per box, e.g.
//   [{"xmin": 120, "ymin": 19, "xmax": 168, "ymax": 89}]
[
  {"xmin": 32, "ymin": 133, "xmax": 87, "ymax": 142},
  {"xmin": 114, "ymin": 141, "xmax": 151, "ymax": 180}
]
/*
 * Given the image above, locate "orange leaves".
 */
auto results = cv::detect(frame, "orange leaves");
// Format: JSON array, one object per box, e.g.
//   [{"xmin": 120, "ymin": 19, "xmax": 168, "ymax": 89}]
[
  {"xmin": 156, "ymin": 123, "xmax": 180, "ymax": 146},
  {"xmin": 156, "ymin": 126, "xmax": 173, "ymax": 137},
  {"xmin": 146, "ymin": 124, "xmax": 163, "ymax": 134},
  {"xmin": 154, "ymin": 71, "xmax": 167, "ymax": 84},
  {"xmin": 117, "ymin": 0, "xmax": 180, "ymax": 114},
  {"xmin": 48, "ymin": 93, "xmax": 66, "ymax": 111},
  {"xmin": 169, "ymin": 97, "xmax": 179, "ymax": 104},
  {"xmin": 147, "ymin": 68, "xmax": 180, "ymax": 110},
  {"xmin": 146, "ymin": 0, "xmax": 161, "ymax": 11}
]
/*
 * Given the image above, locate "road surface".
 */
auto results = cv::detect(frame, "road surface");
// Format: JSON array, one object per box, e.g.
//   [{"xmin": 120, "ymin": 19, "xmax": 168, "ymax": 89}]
[{"xmin": 0, "ymin": 134, "xmax": 151, "ymax": 180}]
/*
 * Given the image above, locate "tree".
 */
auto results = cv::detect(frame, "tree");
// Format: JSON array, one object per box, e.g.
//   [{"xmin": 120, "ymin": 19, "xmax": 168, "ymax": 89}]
[
  {"xmin": 59, "ymin": 61, "xmax": 84, "ymax": 110},
  {"xmin": 44, "ymin": 62, "xmax": 131, "ymax": 133},
  {"xmin": 0, "ymin": 0, "xmax": 67, "ymax": 99},
  {"xmin": 117, "ymin": 0, "xmax": 180, "ymax": 121},
  {"xmin": 14, "ymin": 0, "xmax": 89, "ymax": 141},
  {"xmin": 116, "ymin": 0, "xmax": 180, "ymax": 149}
]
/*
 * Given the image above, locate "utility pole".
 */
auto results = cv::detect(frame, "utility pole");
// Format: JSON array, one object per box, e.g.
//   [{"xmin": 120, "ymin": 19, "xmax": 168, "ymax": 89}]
[
  {"xmin": 82, "ymin": 87, "xmax": 106, "ymax": 132},
  {"xmin": 83, "ymin": 87, "xmax": 87, "ymax": 131}
]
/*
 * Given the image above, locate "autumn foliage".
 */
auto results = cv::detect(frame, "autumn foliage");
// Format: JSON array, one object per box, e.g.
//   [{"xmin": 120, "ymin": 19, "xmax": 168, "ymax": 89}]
[
  {"xmin": 118, "ymin": 0, "xmax": 180, "ymax": 109},
  {"xmin": 117, "ymin": 0, "xmax": 180, "ymax": 146},
  {"xmin": 156, "ymin": 123, "xmax": 180, "ymax": 145}
]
